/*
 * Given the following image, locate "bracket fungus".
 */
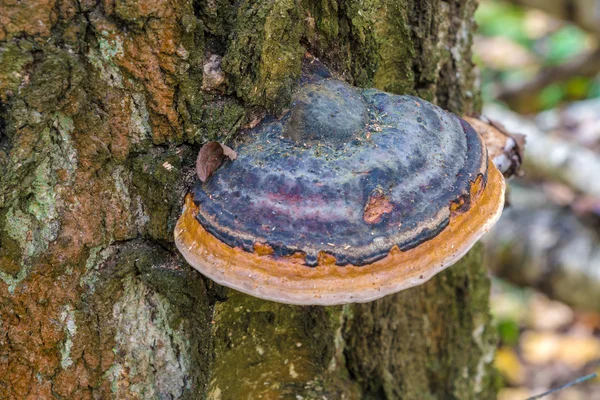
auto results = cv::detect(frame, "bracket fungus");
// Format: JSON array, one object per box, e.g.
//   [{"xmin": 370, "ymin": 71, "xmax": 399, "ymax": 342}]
[{"xmin": 175, "ymin": 75, "xmax": 506, "ymax": 306}]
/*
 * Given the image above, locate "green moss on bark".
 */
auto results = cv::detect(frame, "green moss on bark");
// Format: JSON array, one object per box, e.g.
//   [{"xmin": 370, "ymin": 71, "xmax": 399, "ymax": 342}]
[
  {"xmin": 130, "ymin": 147, "xmax": 193, "ymax": 243},
  {"xmin": 222, "ymin": 0, "xmax": 305, "ymax": 112},
  {"xmin": 209, "ymin": 291, "xmax": 356, "ymax": 399},
  {"xmin": 0, "ymin": 41, "xmax": 34, "ymax": 101}
]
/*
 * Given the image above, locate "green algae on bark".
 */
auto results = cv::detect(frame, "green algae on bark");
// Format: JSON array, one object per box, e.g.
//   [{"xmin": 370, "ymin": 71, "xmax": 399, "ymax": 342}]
[
  {"xmin": 209, "ymin": 290, "xmax": 357, "ymax": 399},
  {"xmin": 222, "ymin": 0, "xmax": 305, "ymax": 112}
]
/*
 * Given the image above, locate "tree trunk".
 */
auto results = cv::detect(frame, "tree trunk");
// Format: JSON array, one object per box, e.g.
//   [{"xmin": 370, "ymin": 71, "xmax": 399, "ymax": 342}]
[{"xmin": 0, "ymin": 0, "xmax": 497, "ymax": 399}]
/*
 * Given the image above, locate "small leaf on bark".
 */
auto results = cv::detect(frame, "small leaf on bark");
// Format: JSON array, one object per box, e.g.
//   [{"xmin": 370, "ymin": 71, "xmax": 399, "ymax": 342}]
[
  {"xmin": 196, "ymin": 142, "xmax": 225, "ymax": 182},
  {"xmin": 196, "ymin": 142, "xmax": 238, "ymax": 182},
  {"xmin": 220, "ymin": 143, "xmax": 237, "ymax": 160}
]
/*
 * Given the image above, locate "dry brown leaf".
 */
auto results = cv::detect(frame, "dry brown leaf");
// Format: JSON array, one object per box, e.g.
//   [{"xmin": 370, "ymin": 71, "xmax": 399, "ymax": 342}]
[
  {"xmin": 196, "ymin": 142, "xmax": 238, "ymax": 182},
  {"xmin": 220, "ymin": 143, "xmax": 237, "ymax": 160},
  {"xmin": 196, "ymin": 142, "xmax": 225, "ymax": 182}
]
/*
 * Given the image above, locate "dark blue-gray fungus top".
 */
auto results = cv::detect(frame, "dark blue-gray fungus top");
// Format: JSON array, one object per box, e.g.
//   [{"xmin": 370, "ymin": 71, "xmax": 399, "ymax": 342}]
[{"xmin": 191, "ymin": 79, "xmax": 488, "ymax": 266}]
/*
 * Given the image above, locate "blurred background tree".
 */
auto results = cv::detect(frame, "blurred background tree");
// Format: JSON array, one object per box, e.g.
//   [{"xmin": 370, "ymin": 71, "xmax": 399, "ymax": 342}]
[{"xmin": 475, "ymin": 1, "xmax": 600, "ymax": 399}]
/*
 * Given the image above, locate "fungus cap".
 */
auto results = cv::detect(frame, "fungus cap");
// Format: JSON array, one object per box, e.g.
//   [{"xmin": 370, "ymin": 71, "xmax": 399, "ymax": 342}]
[{"xmin": 175, "ymin": 78, "xmax": 505, "ymax": 305}]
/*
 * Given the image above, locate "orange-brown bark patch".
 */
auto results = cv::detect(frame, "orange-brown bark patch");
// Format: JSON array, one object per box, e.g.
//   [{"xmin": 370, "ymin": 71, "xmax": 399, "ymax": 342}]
[{"xmin": 0, "ymin": 0, "xmax": 58, "ymax": 41}]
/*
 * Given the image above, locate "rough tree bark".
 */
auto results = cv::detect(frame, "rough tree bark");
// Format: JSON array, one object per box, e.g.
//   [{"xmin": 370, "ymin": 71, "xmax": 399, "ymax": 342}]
[{"xmin": 0, "ymin": 0, "xmax": 497, "ymax": 399}]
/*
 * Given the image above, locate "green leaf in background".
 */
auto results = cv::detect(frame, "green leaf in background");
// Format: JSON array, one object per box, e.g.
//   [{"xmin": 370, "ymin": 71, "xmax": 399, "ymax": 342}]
[
  {"xmin": 497, "ymin": 319, "xmax": 520, "ymax": 347},
  {"xmin": 565, "ymin": 76, "xmax": 592, "ymax": 99},
  {"xmin": 543, "ymin": 25, "xmax": 589, "ymax": 65},
  {"xmin": 476, "ymin": 0, "xmax": 599, "ymax": 112},
  {"xmin": 538, "ymin": 83, "xmax": 565, "ymax": 109},
  {"xmin": 589, "ymin": 78, "xmax": 600, "ymax": 98},
  {"xmin": 476, "ymin": 1, "xmax": 531, "ymax": 47}
]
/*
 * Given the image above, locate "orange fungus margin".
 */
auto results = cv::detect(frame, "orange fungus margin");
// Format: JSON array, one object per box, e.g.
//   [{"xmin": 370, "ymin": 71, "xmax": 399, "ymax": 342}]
[{"xmin": 174, "ymin": 161, "xmax": 505, "ymax": 305}]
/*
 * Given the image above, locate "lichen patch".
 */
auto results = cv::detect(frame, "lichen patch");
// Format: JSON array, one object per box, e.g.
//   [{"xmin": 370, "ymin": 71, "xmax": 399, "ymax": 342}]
[{"xmin": 108, "ymin": 276, "xmax": 192, "ymax": 398}]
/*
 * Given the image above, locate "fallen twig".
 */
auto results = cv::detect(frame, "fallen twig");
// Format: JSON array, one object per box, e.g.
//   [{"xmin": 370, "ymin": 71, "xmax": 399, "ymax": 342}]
[{"xmin": 526, "ymin": 372, "xmax": 598, "ymax": 400}]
